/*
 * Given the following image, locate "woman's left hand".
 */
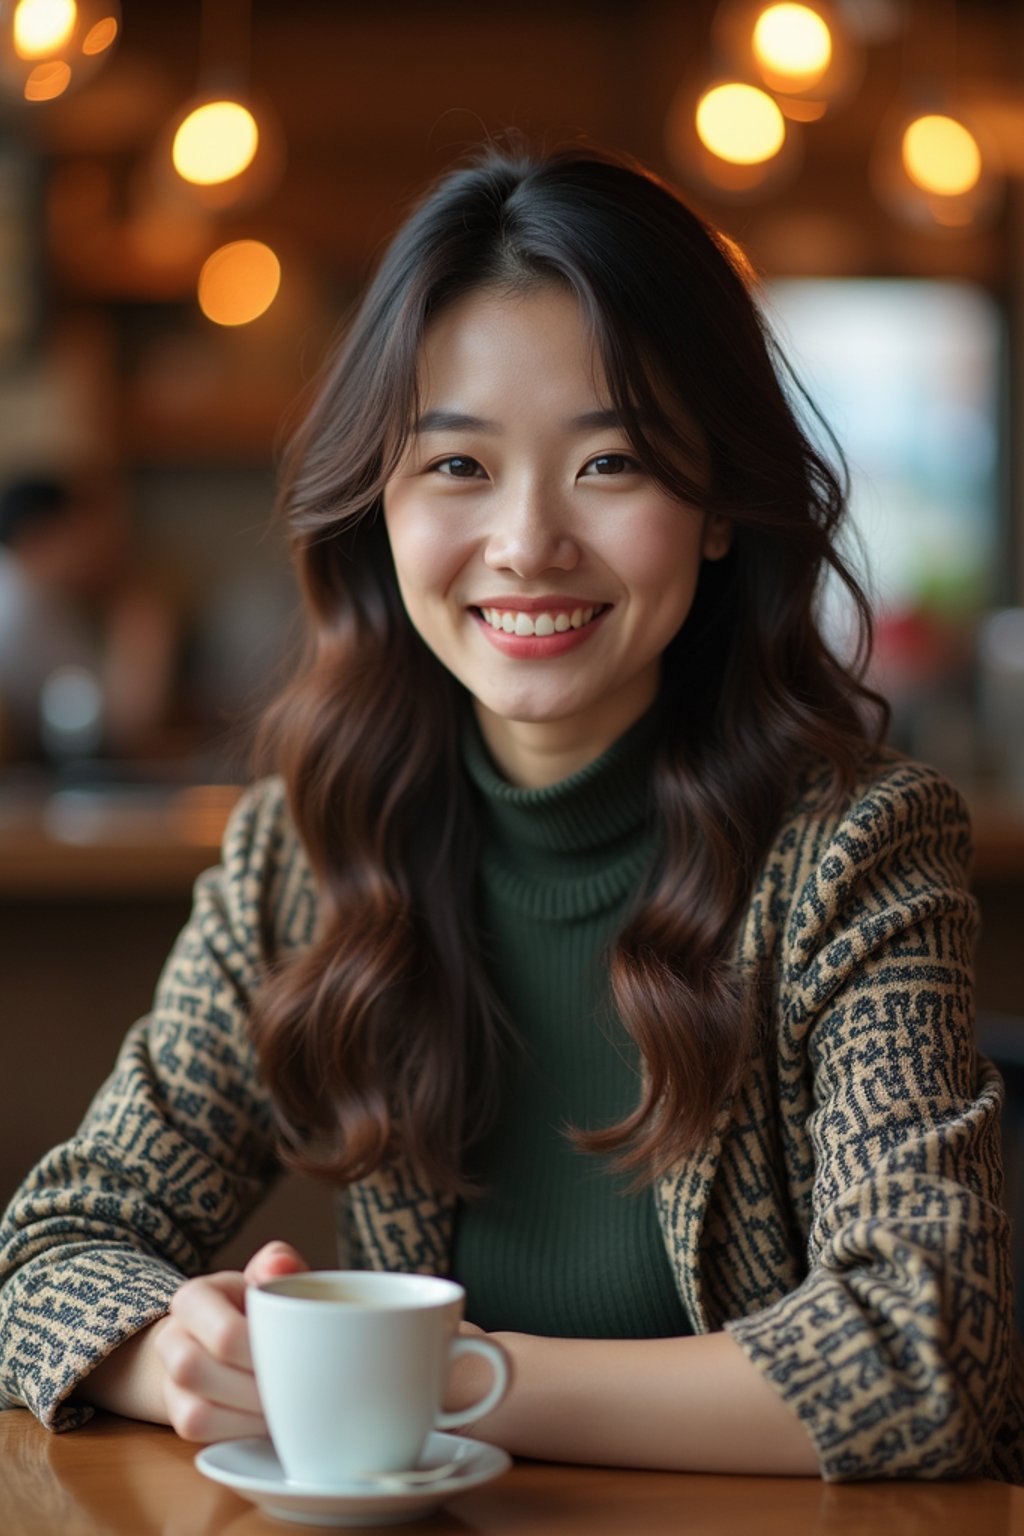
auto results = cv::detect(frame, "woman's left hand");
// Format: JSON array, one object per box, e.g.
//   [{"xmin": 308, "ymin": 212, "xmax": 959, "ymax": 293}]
[{"xmin": 445, "ymin": 1314, "xmax": 512, "ymax": 1419}]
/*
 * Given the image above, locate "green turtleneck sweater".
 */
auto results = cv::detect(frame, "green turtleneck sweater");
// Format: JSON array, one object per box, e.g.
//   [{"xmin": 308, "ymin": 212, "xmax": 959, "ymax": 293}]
[{"xmin": 451, "ymin": 709, "xmax": 691, "ymax": 1340}]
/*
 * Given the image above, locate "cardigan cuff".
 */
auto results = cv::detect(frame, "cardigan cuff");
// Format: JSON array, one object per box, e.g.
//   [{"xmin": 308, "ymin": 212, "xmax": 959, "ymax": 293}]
[{"xmin": 2, "ymin": 1246, "xmax": 182, "ymax": 1431}]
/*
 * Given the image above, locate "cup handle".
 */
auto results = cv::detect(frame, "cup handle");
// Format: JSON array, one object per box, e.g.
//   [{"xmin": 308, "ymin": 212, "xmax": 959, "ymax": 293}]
[{"xmin": 435, "ymin": 1336, "xmax": 510, "ymax": 1430}]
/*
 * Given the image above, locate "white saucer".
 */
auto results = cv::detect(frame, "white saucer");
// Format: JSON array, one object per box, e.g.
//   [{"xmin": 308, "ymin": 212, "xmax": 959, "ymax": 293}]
[{"xmin": 194, "ymin": 1430, "xmax": 512, "ymax": 1527}]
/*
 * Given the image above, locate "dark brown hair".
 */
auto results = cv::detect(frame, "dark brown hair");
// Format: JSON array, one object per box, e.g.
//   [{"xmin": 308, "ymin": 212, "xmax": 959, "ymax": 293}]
[{"xmin": 250, "ymin": 143, "xmax": 886, "ymax": 1193}]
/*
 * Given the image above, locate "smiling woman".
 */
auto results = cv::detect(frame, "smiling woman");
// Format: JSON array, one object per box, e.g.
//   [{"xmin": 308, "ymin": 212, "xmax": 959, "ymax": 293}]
[{"xmin": 1, "ymin": 142, "xmax": 1022, "ymax": 1488}]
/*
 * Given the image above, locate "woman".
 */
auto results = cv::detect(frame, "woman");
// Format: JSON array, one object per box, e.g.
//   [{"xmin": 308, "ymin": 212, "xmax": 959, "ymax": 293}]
[{"xmin": 1, "ymin": 144, "xmax": 1020, "ymax": 1482}]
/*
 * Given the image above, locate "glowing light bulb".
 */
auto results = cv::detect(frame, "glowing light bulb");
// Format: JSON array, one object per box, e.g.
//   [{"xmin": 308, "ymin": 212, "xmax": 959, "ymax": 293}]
[
  {"xmin": 696, "ymin": 82, "xmax": 786, "ymax": 165},
  {"xmin": 753, "ymin": 4, "xmax": 832, "ymax": 88},
  {"xmin": 198, "ymin": 239, "xmax": 281, "ymax": 326},
  {"xmin": 172, "ymin": 101, "xmax": 259, "ymax": 187},
  {"xmin": 13, "ymin": 0, "xmax": 77, "ymax": 58},
  {"xmin": 902, "ymin": 114, "xmax": 981, "ymax": 197}
]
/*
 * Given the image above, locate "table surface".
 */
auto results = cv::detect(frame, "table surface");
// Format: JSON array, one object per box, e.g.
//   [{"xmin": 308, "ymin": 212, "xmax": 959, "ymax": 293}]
[{"xmin": 2, "ymin": 1410, "xmax": 1023, "ymax": 1536}]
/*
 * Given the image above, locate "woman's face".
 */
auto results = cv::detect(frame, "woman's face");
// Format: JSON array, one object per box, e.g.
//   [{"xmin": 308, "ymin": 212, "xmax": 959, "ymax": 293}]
[{"xmin": 382, "ymin": 284, "xmax": 730, "ymax": 786}]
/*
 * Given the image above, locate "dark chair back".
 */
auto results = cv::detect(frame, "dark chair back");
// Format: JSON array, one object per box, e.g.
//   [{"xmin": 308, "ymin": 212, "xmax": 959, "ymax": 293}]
[{"xmin": 976, "ymin": 1012, "xmax": 1024, "ymax": 1336}]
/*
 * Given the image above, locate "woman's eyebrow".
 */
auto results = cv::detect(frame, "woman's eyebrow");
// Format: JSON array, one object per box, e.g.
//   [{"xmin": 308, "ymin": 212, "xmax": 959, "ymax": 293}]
[
  {"xmin": 569, "ymin": 408, "xmax": 623, "ymax": 430},
  {"xmin": 414, "ymin": 407, "xmax": 632, "ymax": 434},
  {"xmin": 414, "ymin": 409, "xmax": 501, "ymax": 434}
]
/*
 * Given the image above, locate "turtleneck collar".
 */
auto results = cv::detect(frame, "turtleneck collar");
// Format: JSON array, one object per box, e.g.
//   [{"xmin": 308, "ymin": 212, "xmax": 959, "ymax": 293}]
[{"xmin": 461, "ymin": 704, "xmax": 663, "ymax": 919}]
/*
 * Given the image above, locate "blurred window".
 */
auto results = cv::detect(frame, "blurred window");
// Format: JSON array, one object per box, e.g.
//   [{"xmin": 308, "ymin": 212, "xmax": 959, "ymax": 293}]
[{"xmin": 767, "ymin": 279, "xmax": 1003, "ymax": 623}]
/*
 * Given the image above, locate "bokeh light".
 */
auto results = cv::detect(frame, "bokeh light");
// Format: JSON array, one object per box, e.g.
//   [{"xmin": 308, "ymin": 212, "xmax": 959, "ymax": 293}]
[
  {"xmin": 13, "ymin": 0, "xmax": 76, "ymax": 59},
  {"xmin": 753, "ymin": 4, "xmax": 832, "ymax": 89},
  {"xmin": 23, "ymin": 58, "xmax": 71, "ymax": 98},
  {"xmin": 902, "ymin": 114, "xmax": 982, "ymax": 197},
  {"xmin": 172, "ymin": 101, "xmax": 259, "ymax": 187},
  {"xmin": 696, "ymin": 82, "xmax": 786, "ymax": 165},
  {"xmin": 198, "ymin": 239, "xmax": 281, "ymax": 326},
  {"xmin": 81, "ymin": 14, "xmax": 117, "ymax": 54}
]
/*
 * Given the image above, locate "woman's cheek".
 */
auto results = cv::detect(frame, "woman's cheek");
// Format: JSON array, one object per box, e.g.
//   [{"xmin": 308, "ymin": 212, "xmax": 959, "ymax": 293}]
[{"xmin": 392, "ymin": 509, "xmax": 477, "ymax": 593}]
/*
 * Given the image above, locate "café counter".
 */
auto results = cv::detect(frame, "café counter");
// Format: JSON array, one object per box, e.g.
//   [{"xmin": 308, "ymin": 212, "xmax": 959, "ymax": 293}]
[{"xmin": 1, "ymin": 779, "xmax": 1023, "ymax": 897}]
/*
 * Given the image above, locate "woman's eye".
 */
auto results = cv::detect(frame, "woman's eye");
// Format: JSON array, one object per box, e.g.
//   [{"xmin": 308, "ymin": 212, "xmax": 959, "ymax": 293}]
[
  {"xmin": 432, "ymin": 455, "xmax": 484, "ymax": 479},
  {"xmin": 583, "ymin": 453, "xmax": 639, "ymax": 476}
]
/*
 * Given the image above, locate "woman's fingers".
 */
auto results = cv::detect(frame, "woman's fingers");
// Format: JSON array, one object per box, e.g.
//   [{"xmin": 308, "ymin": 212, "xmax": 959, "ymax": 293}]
[
  {"xmin": 158, "ymin": 1271, "xmax": 265, "ymax": 1442},
  {"xmin": 166, "ymin": 1271, "xmax": 253, "ymax": 1370},
  {"xmin": 243, "ymin": 1240, "xmax": 310, "ymax": 1286},
  {"xmin": 162, "ymin": 1372, "xmax": 267, "ymax": 1444},
  {"xmin": 156, "ymin": 1314, "xmax": 262, "ymax": 1414},
  {"xmin": 156, "ymin": 1245, "xmax": 309, "ymax": 1445}
]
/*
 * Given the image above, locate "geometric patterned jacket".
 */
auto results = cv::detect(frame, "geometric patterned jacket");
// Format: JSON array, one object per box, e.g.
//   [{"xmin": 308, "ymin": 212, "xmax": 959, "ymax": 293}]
[{"xmin": 1, "ymin": 755, "xmax": 1022, "ymax": 1482}]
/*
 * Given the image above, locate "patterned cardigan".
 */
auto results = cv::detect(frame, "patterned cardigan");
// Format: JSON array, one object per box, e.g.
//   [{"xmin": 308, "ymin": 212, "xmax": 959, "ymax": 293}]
[{"xmin": 1, "ymin": 755, "xmax": 1022, "ymax": 1483}]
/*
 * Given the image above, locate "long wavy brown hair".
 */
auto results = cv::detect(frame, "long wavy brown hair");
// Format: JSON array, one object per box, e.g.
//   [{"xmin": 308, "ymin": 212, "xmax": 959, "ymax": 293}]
[{"xmin": 250, "ymin": 143, "xmax": 887, "ymax": 1195}]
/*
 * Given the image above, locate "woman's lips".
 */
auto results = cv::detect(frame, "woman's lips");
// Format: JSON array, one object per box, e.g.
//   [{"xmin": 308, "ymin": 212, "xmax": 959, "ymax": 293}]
[{"xmin": 471, "ymin": 602, "xmax": 611, "ymax": 657}]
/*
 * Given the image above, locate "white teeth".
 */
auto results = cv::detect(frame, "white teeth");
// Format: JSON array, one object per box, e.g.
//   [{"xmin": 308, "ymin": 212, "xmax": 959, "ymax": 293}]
[{"xmin": 480, "ymin": 605, "xmax": 603, "ymax": 636}]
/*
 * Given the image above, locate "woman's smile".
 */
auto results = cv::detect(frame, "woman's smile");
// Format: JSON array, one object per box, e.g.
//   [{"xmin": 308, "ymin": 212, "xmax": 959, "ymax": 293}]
[{"xmin": 472, "ymin": 598, "xmax": 612, "ymax": 655}]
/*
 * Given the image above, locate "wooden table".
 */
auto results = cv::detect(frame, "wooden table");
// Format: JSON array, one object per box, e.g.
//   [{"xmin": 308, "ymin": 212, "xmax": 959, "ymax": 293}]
[{"xmin": 2, "ymin": 1410, "xmax": 1023, "ymax": 1536}]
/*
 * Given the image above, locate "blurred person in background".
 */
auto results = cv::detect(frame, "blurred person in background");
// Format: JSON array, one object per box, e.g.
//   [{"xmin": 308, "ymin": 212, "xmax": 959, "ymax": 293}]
[{"xmin": 0, "ymin": 472, "xmax": 183, "ymax": 765}]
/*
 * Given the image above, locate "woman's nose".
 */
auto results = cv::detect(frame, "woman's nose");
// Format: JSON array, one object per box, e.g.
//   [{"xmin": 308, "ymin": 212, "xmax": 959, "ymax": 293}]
[{"xmin": 482, "ymin": 488, "xmax": 580, "ymax": 577}]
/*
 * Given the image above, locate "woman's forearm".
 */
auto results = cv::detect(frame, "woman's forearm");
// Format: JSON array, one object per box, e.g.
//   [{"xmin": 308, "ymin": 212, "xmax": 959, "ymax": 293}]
[
  {"xmin": 468, "ymin": 1328, "xmax": 819, "ymax": 1476},
  {"xmin": 81, "ymin": 1311, "xmax": 819, "ymax": 1476}
]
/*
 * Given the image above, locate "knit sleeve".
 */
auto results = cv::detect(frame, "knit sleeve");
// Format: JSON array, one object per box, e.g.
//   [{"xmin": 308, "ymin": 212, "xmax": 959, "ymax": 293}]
[
  {"xmin": 724, "ymin": 762, "xmax": 1021, "ymax": 1481},
  {"xmin": 0, "ymin": 777, "xmax": 316, "ymax": 1431}
]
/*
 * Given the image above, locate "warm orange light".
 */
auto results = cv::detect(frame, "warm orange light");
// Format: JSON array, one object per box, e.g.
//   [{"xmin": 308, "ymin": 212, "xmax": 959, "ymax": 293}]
[
  {"xmin": 753, "ymin": 4, "xmax": 832, "ymax": 89},
  {"xmin": 172, "ymin": 101, "xmax": 259, "ymax": 187},
  {"xmin": 24, "ymin": 58, "xmax": 71, "ymax": 99},
  {"xmin": 902, "ymin": 114, "xmax": 981, "ymax": 196},
  {"xmin": 198, "ymin": 239, "xmax": 281, "ymax": 326},
  {"xmin": 13, "ymin": 0, "xmax": 76, "ymax": 58},
  {"xmin": 696, "ymin": 82, "xmax": 786, "ymax": 165},
  {"xmin": 81, "ymin": 15, "xmax": 117, "ymax": 54}
]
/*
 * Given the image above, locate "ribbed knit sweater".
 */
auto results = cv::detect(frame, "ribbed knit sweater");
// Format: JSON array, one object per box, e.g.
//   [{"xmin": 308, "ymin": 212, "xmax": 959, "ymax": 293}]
[{"xmin": 451, "ymin": 709, "xmax": 690, "ymax": 1338}]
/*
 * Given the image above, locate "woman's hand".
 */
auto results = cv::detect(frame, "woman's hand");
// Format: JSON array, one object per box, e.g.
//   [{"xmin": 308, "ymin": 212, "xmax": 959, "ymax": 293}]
[
  {"xmin": 155, "ymin": 1240, "xmax": 309, "ymax": 1442},
  {"xmin": 443, "ymin": 1319, "xmax": 513, "ymax": 1426},
  {"xmin": 80, "ymin": 1240, "xmax": 309, "ymax": 1437}
]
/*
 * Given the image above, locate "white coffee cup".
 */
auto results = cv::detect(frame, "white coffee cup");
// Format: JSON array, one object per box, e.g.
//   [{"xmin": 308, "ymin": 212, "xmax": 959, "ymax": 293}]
[{"xmin": 247, "ymin": 1270, "xmax": 509, "ymax": 1487}]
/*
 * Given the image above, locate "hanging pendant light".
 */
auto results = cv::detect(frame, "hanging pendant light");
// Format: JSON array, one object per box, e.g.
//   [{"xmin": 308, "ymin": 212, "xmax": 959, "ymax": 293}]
[
  {"xmin": 666, "ymin": 68, "xmax": 803, "ymax": 199},
  {"xmin": 0, "ymin": 0, "xmax": 121, "ymax": 103},
  {"xmin": 712, "ymin": 0, "xmax": 863, "ymax": 121},
  {"xmin": 871, "ymin": 100, "xmax": 999, "ymax": 230},
  {"xmin": 155, "ymin": 0, "xmax": 284, "ymax": 212},
  {"xmin": 870, "ymin": 1, "xmax": 1001, "ymax": 232}
]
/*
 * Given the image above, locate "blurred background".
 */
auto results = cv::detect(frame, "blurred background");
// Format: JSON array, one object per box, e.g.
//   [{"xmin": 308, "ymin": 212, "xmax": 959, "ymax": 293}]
[{"xmin": 1, "ymin": 0, "xmax": 1023, "ymax": 1263}]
